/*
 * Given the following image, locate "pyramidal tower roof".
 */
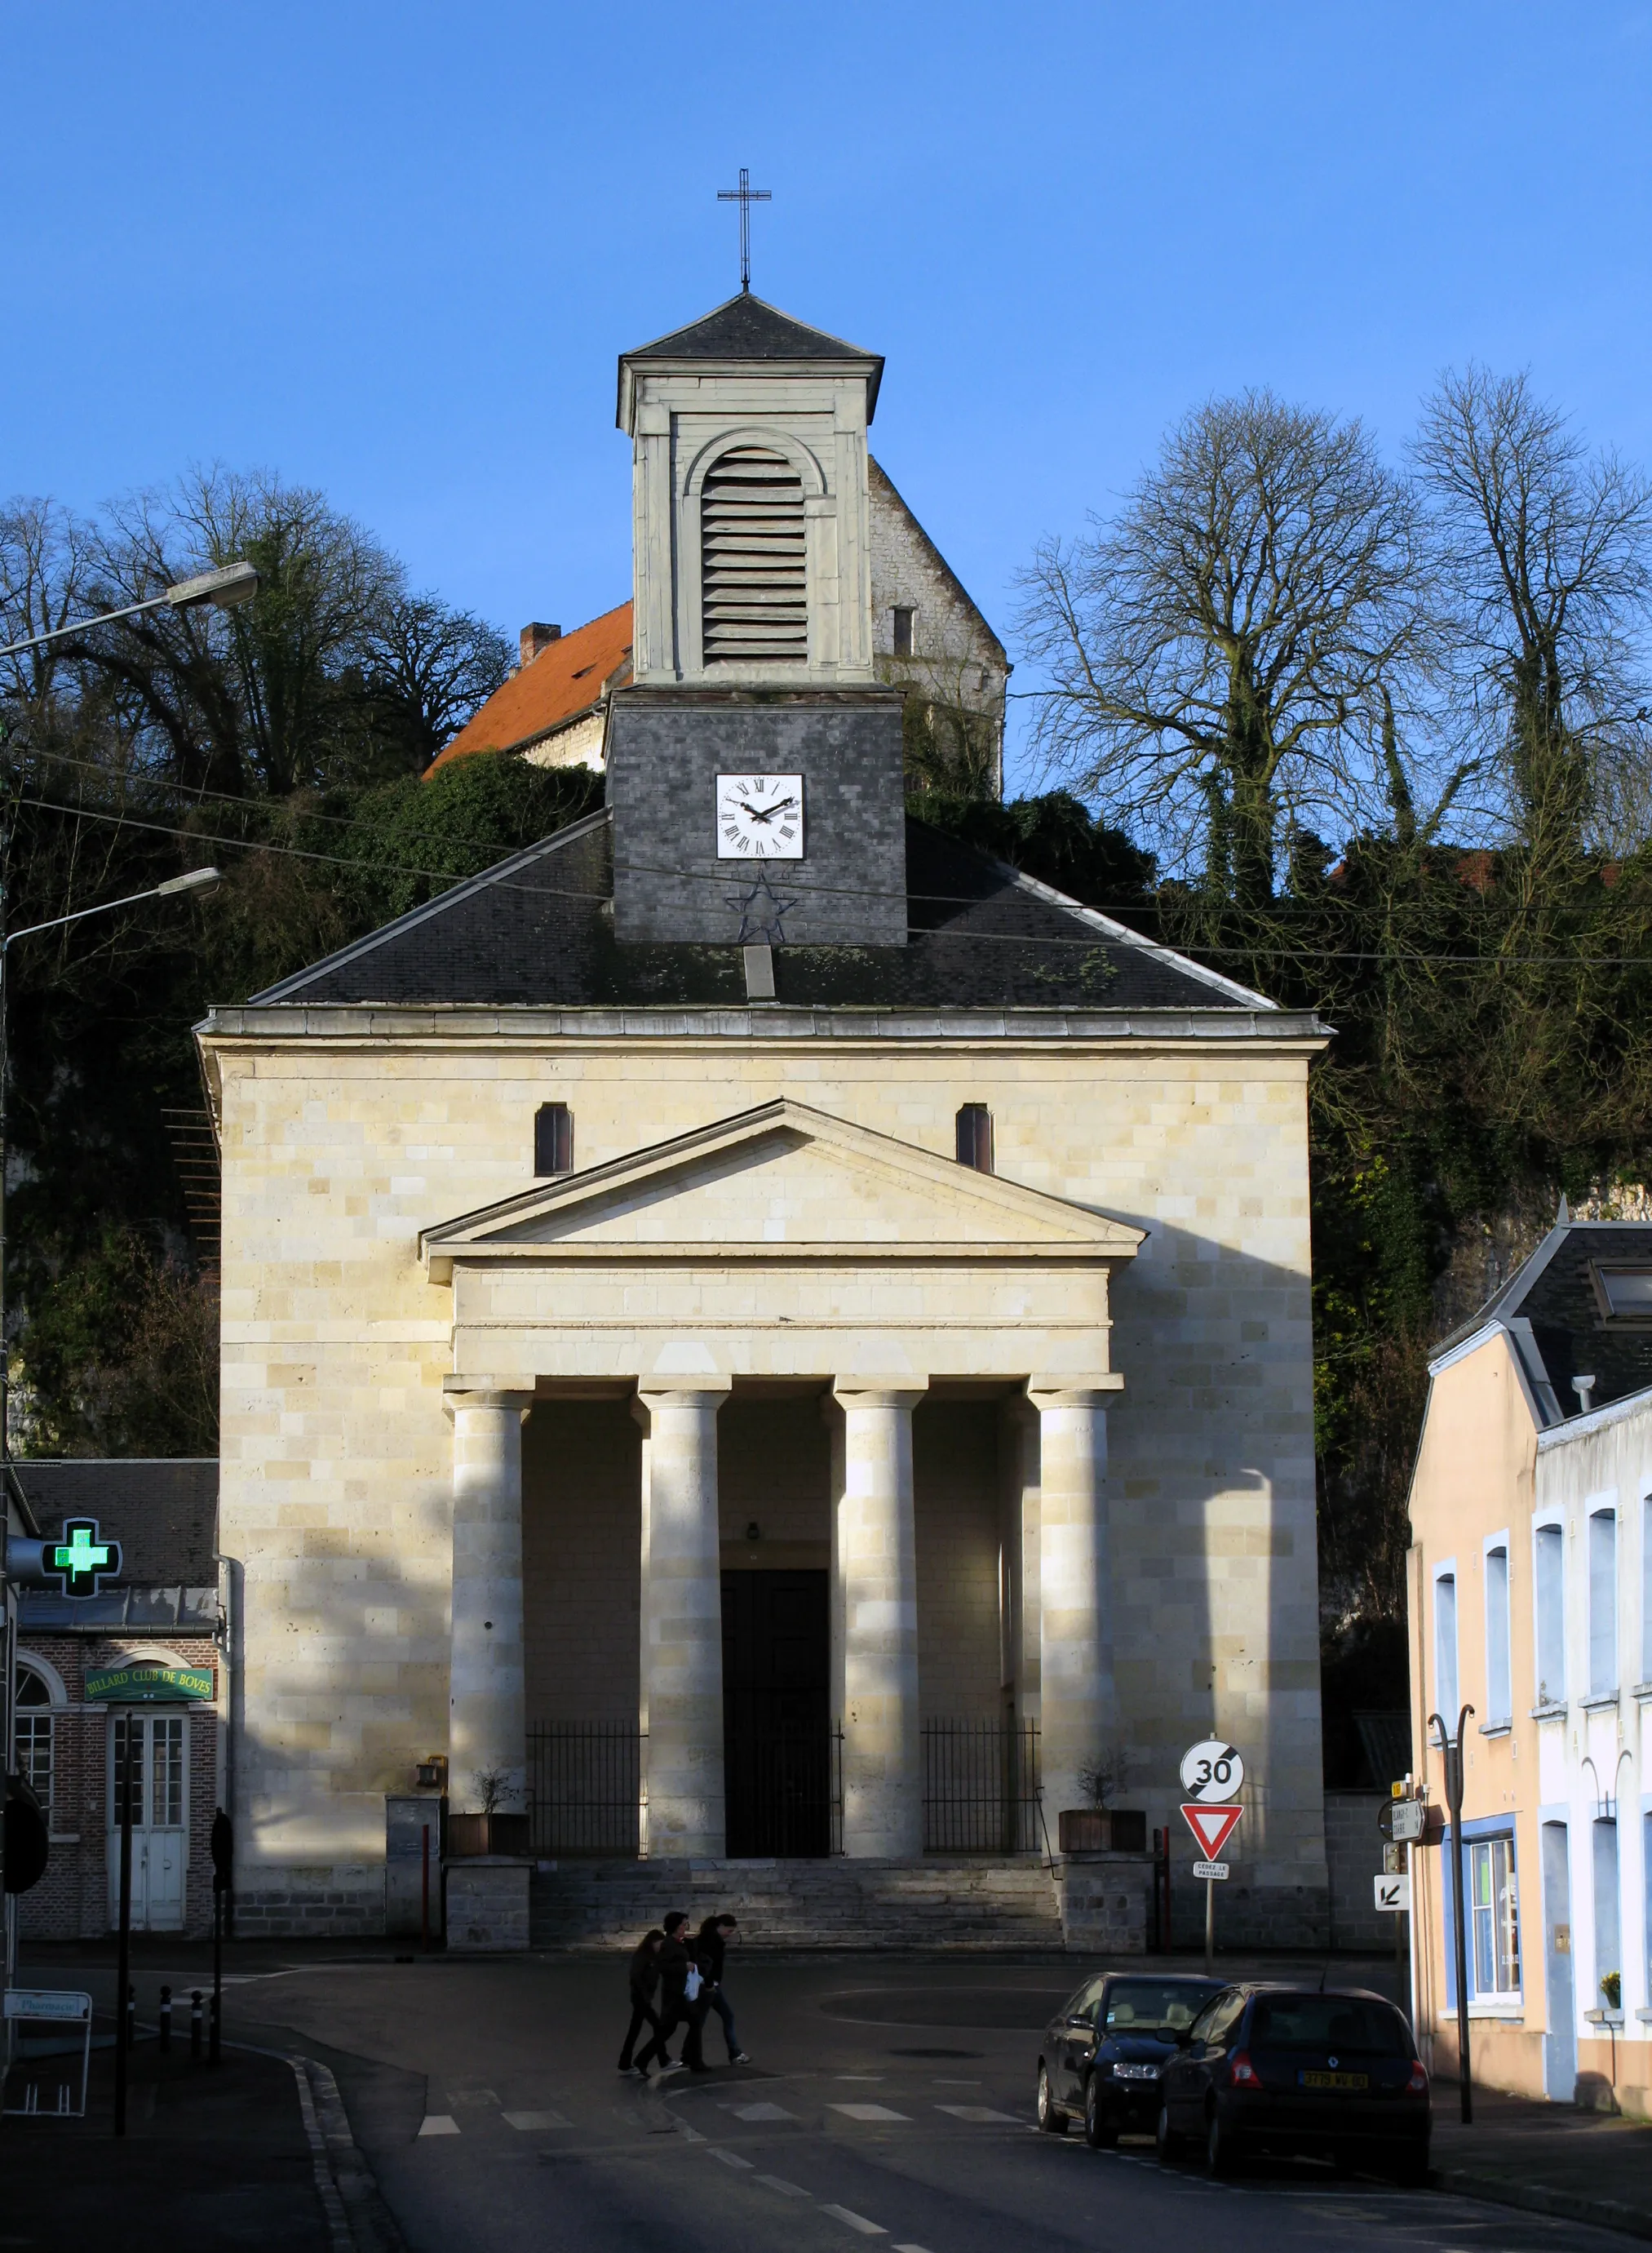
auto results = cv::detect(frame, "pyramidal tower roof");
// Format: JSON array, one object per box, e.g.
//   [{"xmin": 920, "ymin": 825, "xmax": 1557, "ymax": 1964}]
[{"xmin": 618, "ymin": 292, "xmax": 884, "ymax": 421}]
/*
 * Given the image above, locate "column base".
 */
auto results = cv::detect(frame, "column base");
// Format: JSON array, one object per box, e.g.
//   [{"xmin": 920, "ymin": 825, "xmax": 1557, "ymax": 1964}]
[{"xmin": 445, "ymin": 1856, "xmax": 533, "ymax": 1951}]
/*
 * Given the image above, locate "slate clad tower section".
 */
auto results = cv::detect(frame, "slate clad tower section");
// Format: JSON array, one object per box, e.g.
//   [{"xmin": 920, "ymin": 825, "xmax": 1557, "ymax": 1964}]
[{"xmin": 608, "ymin": 687, "xmax": 906, "ymax": 947}]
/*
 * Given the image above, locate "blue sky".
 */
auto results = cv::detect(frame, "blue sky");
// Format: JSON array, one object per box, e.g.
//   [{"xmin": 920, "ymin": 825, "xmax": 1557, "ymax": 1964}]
[{"xmin": 6, "ymin": 4, "xmax": 1650, "ymax": 785}]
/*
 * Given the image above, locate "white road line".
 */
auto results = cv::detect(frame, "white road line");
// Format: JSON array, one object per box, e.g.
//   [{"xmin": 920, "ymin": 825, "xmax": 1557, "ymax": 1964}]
[
  {"xmin": 820, "ymin": 2205, "xmax": 888, "ymax": 2236},
  {"xmin": 417, "ymin": 2115, "xmax": 460, "ymax": 2136},
  {"xmin": 755, "ymin": 2175, "xmax": 813, "ymax": 2197},
  {"xmin": 674, "ymin": 2122, "xmax": 707, "ymax": 2144},
  {"xmin": 893, "ymin": 2245, "xmax": 937, "ymax": 2252},
  {"xmin": 503, "ymin": 2110, "xmax": 569, "ymax": 2131},
  {"xmin": 724, "ymin": 2101, "xmax": 797, "ymax": 2122},
  {"xmin": 709, "ymin": 2148, "xmax": 755, "ymax": 2170},
  {"xmin": 934, "ymin": 2104, "xmax": 1022, "ymax": 2124},
  {"xmin": 829, "ymin": 2103, "xmax": 910, "ymax": 2122}
]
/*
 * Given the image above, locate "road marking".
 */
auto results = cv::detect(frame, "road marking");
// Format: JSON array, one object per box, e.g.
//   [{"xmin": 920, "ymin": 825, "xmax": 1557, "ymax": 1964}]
[
  {"xmin": 755, "ymin": 2175, "xmax": 813, "ymax": 2197},
  {"xmin": 893, "ymin": 2245, "xmax": 937, "ymax": 2252},
  {"xmin": 935, "ymin": 2104, "xmax": 1021, "ymax": 2124},
  {"xmin": 709, "ymin": 2148, "xmax": 755, "ymax": 2169},
  {"xmin": 820, "ymin": 2206, "xmax": 887, "ymax": 2236},
  {"xmin": 931, "ymin": 2078, "xmax": 981, "ymax": 2086},
  {"xmin": 835, "ymin": 2074, "xmax": 884, "ymax": 2082},
  {"xmin": 724, "ymin": 2100, "xmax": 797, "ymax": 2121},
  {"xmin": 503, "ymin": 2110, "xmax": 569, "ymax": 2131},
  {"xmin": 673, "ymin": 2122, "xmax": 706, "ymax": 2144},
  {"xmin": 829, "ymin": 2103, "xmax": 910, "ymax": 2122},
  {"xmin": 417, "ymin": 2115, "xmax": 459, "ymax": 2136},
  {"xmin": 449, "ymin": 2087, "xmax": 498, "ymax": 2104}
]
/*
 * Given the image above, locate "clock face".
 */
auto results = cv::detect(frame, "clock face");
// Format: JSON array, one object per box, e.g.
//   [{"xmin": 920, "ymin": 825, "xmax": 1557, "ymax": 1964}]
[{"xmin": 715, "ymin": 773, "xmax": 804, "ymax": 859}]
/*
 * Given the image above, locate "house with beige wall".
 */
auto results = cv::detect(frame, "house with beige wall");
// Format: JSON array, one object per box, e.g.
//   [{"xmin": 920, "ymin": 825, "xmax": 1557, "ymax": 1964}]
[
  {"xmin": 1409, "ymin": 1220, "xmax": 1652, "ymax": 2117},
  {"xmin": 197, "ymin": 287, "xmax": 1331, "ymax": 1948}
]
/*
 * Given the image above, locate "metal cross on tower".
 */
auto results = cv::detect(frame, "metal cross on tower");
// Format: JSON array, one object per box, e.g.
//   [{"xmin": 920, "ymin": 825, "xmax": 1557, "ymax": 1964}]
[{"xmin": 717, "ymin": 167, "xmax": 772, "ymax": 293}]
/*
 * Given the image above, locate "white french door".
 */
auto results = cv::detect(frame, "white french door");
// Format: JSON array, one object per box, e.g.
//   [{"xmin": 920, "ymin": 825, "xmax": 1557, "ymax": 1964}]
[{"xmin": 107, "ymin": 1712, "xmax": 188, "ymax": 1931}]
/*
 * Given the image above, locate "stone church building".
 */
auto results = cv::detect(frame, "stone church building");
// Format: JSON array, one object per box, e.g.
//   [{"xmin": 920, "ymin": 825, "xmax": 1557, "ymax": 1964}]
[{"xmin": 199, "ymin": 289, "xmax": 1331, "ymax": 1946}]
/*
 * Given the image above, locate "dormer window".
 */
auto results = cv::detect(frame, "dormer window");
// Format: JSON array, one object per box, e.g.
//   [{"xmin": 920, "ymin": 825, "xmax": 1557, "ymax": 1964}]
[
  {"xmin": 701, "ymin": 446, "xmax": 807, "ymax": 666},
  {"xmin": 534, "ymin": 1102, "xmax": 574, "ymax": 1176},
  {"xmin": 1591, "ymin": 1266, "xmax": 1652, "ymax": 1321}
]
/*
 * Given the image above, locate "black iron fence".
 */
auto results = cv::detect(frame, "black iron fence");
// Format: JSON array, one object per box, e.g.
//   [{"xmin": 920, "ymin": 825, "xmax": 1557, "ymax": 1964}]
[
  {"xmin": 527, "ymin": 1723, "xmax": 643, "ymax": 1857},
  {"xmin": 922, "ymin": 1717, "xmax": 1040, "ymax": 1853}
]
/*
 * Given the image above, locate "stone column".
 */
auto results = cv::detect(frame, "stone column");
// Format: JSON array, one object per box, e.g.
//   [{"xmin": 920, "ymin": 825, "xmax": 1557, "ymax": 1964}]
[
  {"xmin": 832, "ymin": 1381, "xmax": 926, "ymax": 1860},
  {"xmin": 636, "ymin": 1378, "xmax": 731, "ymax": 1858},
  {"xmin": 445, "ymin": 1384, "xmax": 534, "ymax": 1812},
  {"xmin": 1029, "ymin": 1381, "xmax": 1121, "ymax": 1829}
]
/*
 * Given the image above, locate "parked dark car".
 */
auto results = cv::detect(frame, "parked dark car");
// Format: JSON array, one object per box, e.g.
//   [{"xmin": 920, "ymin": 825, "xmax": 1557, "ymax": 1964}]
[
  {"xmin": 1156, "ymin": 1983, "xmax": 1430, "ymax": 2182},
  {"xmin": 1037, "ymin": 1974, "xmax": 1224, "ymax": 2146}
]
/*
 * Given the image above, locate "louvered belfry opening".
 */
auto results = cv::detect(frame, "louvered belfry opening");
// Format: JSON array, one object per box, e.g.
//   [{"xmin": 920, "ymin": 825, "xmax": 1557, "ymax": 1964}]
[{"xmin": 701, "ymin": 445, "xmax": 808, "ymax": 665}]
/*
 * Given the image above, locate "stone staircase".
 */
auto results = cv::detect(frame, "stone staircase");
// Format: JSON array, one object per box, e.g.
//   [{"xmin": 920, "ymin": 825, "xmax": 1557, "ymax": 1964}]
[{"xmin": 529, "ymin": 1856, "xmax": 1067, "ymax": 1952}]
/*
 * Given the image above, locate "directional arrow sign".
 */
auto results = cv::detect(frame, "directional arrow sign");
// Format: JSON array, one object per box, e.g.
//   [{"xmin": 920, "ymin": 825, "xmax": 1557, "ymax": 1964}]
[{"xmin": 1180, "ymin": 1803, "xmax": 1242, "ymax": 1860}]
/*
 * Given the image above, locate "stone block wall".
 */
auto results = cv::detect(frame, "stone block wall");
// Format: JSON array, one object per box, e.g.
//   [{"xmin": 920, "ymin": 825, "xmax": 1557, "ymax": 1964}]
[
  {"xmin": 1324, "ymin": 1789, "xmax": 1393, "ymax": 1950},
  {"xmin": 1057, "ymin": 1853, "xmax": 1151, "ymax": 1954}
]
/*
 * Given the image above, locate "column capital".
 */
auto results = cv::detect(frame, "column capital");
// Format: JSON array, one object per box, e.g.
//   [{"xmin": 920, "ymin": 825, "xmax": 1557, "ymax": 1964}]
[
  {"xmin": 635, "ymin": 1374, "xmax": 734, "ymax": 1414},
  {"xmin": 1026, "ymin": 1375, "xmax": 1124, "ymax": 1411},
  {"xmin": 831, "ymin": 1377, "xmax": 929, "ymax": 1412},
  {"xmin": 443, "ymin": 1377, "xmax": 534, "ymax": 1420}
]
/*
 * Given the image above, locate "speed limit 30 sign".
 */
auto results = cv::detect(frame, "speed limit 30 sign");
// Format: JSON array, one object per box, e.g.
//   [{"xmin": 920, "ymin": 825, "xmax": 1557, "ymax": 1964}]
[{"xmin": 1180, "ymin": 1740, "xmax": 1245, "ymax": 1802}]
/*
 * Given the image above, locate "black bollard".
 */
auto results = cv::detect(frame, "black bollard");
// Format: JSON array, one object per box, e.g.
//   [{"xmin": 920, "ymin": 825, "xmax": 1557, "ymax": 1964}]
[
  {"xmin": 159, "ymin": 1986, "xmax": 172, "ymax": 2053},
  {"xmin": 209, "ymin": 1986, "xmax": 220, "ymax": 2065},
  {"xmin": 126, "ymin": 1984, "xmax": 136, "ymax": 2049},
  {"xmin": 190, "ymin": 1989, "xmax": 203, "ymax": 2058}
]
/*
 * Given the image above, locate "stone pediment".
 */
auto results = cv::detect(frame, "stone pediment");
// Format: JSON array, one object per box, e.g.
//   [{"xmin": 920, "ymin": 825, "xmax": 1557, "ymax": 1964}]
[{"xmin": 421, "ymin": 1099, "xmax": 1143, "ymax": 1280}]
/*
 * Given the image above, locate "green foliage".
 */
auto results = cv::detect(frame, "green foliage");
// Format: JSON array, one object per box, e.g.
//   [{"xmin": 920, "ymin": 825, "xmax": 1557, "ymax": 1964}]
[{"xmin": 913, "ymin": 788, "xmax": 1156, "ymax": 905}]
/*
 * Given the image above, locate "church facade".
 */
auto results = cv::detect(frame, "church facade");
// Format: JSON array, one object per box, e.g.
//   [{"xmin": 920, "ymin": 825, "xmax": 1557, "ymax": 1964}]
[{"xmin": 200, "ymin": 291, "xmax": 1331, "ymax": 1944}]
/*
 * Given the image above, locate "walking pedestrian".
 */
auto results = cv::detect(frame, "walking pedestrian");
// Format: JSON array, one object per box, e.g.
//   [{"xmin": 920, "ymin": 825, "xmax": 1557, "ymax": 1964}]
[
  {"xmin": 617, "ymin": 1928, "xmax": 665, "ymax": 2075},
  {"xmin": 636, "ymin": 1911, "xmax": 703, "ymax": 2075},
  {"xmin": 694, "ymin": 1914, "xmax": 750, "ymax": 2064}
]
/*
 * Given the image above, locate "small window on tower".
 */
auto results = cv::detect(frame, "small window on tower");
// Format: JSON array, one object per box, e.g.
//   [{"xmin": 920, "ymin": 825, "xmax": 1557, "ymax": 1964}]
[
  {"xmin": 534, "ymin": 1102, "xmax": 574, "ymax": 1176},
  {"xmin": 955, "ymin": 1103, "xmax": 994, "ymax": 1173},
  {"xmin": 892, "ymin": 606, "xmax": 915, "ymax": 658}
]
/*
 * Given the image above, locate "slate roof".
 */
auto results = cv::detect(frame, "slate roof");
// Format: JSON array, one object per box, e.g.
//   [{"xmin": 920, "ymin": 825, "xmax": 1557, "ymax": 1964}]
[
  {"xmin": 620, "ymin": 293, "xmax": 884, "ymax": 418},
  {"xmin": 1435, "ymin": 1222, "xmax": 1652, "ymax": 1423},
  {"xmin": 248, "ymin": 808, "xmax": 1279, "ymax": 1016},
  {"xmin": 12, "ymin": 1460, "xmax": 219, "ymax": 1631},
  {"xmin": 430, "ymin": 604, "xmax": 632, "ymax": 772}
]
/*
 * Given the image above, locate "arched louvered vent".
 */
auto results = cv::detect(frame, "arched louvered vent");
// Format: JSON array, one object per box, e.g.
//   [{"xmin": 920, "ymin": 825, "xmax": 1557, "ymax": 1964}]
[{"xmin": 701, "ymin": 446, "xmax": 807, "ymax": 665}]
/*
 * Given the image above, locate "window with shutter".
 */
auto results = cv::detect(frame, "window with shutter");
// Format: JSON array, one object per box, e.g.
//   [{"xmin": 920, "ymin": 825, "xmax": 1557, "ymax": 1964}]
[
  {"xmin": 955, "ymin": 1104, "xmax": 994, "ymax": 1173},
  {"xmin": 535, "ymin": 1102, "xmax": 574, "ymax": 1176},
  {"xmin": 701, "ymin": 446, "xmax": 807, "ymax": 665}
]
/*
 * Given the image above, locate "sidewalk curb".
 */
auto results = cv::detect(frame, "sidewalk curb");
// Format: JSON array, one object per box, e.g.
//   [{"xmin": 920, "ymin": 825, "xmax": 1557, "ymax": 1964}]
[
  {"xmin": 1437, "ymin": 2165, "xmax": 1652, "ymax": 2243},
  {"xmin": 231, "ymin": 2037, "xmax": 406, "ymax": 2253}
]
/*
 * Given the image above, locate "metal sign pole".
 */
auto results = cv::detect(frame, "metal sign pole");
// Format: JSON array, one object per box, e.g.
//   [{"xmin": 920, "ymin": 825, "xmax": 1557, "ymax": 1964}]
[
  {"xmin": 1432, "ymin": 1705, "xmax": 1475, "ymax": 2125},
  {"xmin": 114, "ymin": 1710, "xmax": 134, "ymax": 2136},
  {"xmin": 1204, "ymin": 1874, "xmax": 1214, "ymax": 1978}
]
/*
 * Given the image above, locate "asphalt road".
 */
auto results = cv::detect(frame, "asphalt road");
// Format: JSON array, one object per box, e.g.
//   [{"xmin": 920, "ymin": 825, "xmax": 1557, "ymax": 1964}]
[{"xmin": 197, "ymin": 1952, "xmax": 1631, "ymax": 2253}]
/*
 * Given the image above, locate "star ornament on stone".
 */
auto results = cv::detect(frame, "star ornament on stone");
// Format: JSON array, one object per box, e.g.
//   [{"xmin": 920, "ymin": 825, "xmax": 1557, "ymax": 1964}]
[{"xmin": 725, "ymin": 868, "xmax": 799, "ymax": 946}]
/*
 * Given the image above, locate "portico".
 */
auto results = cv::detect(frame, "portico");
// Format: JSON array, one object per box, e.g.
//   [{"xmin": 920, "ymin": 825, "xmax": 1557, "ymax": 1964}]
[{"xmin": 423, "ymin": 1098, "xmax": 1138, "ymax": 1860}]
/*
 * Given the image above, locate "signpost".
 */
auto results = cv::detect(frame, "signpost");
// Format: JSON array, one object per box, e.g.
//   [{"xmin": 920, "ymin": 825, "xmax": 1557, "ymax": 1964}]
[
  {"xmin": 1374, "ymin": 1872, "xmax": 1412, "ymax": 1914},
  {"xmin": 1430, "ymin": 1705, "xmax": 1476, "ymax": 2126},
  {"xmin": 1178, "ymin": 1743, "xmax": 1245, "ymax": 1976}
]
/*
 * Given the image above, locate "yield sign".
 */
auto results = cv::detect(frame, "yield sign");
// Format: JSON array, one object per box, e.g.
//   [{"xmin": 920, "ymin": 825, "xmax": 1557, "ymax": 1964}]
[{"xmin": 1180, "ymin": 1803, "xmax": 1242, "ymax": 1860}]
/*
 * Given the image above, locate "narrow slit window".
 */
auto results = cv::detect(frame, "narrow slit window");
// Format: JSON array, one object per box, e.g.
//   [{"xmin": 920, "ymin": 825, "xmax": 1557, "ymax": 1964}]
[
  {"xmin": 1486, "ymin": 1544, "xmax": 1512, "ymax": 1724},
  {"xmin": 955, "ymin": 1103, "xmax": 994, "ymax": 1173},
  {"xmin": 1589, "ymin": 1509, "xmax": 1618, "ymax": 1696},
  {"xmin": 892, "ymin": 605, "xmax": 915, "ymax": 658},
  {"xmin": 534, "ymin": 1102, "xmax": 574, "ymax": 1177},
  {"xmin": 1535, "ymin": 1523, "xmax": 1565, "ymax": 1705},
  {"xmin": 1434, "ymin": 1571, "xmax": 1458, "ymax": 1722}
]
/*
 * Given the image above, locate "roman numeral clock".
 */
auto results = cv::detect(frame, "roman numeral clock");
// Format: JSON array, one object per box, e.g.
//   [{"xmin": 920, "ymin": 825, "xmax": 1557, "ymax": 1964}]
[{"xmin": 716, "ymin": 773, "xmax": 804, "ymax": 859}]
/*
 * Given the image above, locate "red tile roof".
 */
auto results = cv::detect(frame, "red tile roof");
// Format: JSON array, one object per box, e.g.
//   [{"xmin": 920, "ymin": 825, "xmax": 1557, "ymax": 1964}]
[{"xmin": 428, "ymin": 601, "xmax": 633, "ymax": 772}]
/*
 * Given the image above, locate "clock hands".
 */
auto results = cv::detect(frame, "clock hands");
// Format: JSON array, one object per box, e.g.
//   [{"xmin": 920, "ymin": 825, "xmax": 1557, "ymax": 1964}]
[{"xmin": 731, "ymin": 795, "xmax": 798, "ymax": 824}]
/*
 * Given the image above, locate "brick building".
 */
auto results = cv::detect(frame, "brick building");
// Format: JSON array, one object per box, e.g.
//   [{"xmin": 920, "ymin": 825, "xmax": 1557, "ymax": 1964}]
[{"xmin": 9, "ymin": 1461, "xmax": 223, "ymax": 1941}]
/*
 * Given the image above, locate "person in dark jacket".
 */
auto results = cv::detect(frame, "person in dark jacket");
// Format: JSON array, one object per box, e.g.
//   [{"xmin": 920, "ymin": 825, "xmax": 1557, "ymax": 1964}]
[
  {"xmin": 618, "ymin": 1928, "xmax": 665, "ymax": 2075},
  {"xmin": 694, "ymin": 1914, "xmax": 749, "ymax": 2064},
  {"xmin": 636, "ymin": 1911, "xmax": 703, "ymax": 2075}
]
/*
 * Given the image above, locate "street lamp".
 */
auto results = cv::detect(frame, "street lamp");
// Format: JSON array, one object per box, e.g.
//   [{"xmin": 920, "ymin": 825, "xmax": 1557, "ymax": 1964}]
[{"xmin": 0, "ymin": 559, "xmax": 260, "ymax": 662}]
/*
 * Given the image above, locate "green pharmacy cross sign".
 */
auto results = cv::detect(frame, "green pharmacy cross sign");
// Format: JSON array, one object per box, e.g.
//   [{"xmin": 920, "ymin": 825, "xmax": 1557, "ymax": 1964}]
[{"xmin": 47, "ymin": 1518, "xmax": 122, "ymax": 1597}]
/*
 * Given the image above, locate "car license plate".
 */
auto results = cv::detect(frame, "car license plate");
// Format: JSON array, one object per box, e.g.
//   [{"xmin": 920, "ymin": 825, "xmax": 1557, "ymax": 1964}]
[
  {"xmin": 1300, "ymin": 2069, "xmax": 1367, "ymax": 2091},
  {"xmin": 1113, "ymin": 2065, "xmax": 1158, "ymax": 2082}
]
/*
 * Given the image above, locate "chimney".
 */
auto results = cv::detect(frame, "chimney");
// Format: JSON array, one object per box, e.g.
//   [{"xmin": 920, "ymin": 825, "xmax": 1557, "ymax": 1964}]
[{"xmin": 520, "ymin": 622, "xmax": 561, "ymax": 667}]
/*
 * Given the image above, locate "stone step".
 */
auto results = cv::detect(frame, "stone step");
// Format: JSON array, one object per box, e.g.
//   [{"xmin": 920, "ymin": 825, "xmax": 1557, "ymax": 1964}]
[{"xmin": 528, "ymin": 1856, "xmax": 1068, "ymax": 1951}]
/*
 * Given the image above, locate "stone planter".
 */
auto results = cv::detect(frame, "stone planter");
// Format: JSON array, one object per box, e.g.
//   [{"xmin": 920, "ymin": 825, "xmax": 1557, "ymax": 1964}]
[
  {"xmin": 1058, "ymin": 1808, "xmax": 1147, "ymax": 1854},
  {"xmin": 446, "ymin": 1812, "xmax": 530, "ymax": 1859}
]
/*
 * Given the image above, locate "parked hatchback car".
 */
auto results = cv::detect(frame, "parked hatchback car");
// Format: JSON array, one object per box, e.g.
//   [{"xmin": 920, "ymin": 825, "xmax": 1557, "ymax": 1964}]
[
  {"xmin": 1038, "ymin": 1974, "xmax": 1224, "ymax": 2146},
  {"xmin": 1156, "ymin": 1983, "xmax": 1429, "ymax": 2182}
]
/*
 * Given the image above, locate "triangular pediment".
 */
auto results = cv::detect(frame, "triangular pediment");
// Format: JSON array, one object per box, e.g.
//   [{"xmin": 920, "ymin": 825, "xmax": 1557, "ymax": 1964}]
[{"xmin": 422, "ymin": 1099, "xmax": 1143, "ymax": 1279}]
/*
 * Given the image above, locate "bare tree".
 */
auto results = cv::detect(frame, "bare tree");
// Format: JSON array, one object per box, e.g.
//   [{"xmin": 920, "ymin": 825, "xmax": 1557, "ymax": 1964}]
[
  {"xmin": 357, "ymin": 592, "xmax": 511, "ymax": 774},
  {"xmin": 1415, "ymin": 366, "xmax": 1652, "ymax": 863},
  {"xmin": 1016, "ymin": 393, "xmax": 1433, "ymax": 905}
]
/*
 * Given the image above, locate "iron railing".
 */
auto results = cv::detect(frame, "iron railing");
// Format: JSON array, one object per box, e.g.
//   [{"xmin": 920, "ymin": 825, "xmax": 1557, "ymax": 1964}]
[
  {"xmin": 527, "ymin": 1723, "xmax": 643, "ymax": 1857},
  {"xmin": 922, "ymin": 1717, "xmax": 1040, "ymax": 1853}
]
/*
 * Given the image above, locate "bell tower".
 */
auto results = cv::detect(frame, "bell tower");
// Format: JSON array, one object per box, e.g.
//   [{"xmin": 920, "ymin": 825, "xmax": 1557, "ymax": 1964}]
[
  {"xmin": 608, "ymin": 295, "xmax": 906, "ymax": 951},
  {"xmin": 617, "ymin": 294, "xmax": 884, "ymax": 686}
]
